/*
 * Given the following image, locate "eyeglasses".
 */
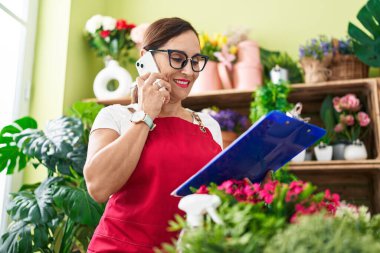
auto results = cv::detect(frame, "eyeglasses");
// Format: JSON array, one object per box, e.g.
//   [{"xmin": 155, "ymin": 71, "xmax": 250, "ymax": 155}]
[{"xmin": 149, "ymin": 49, "xmax": 209, "ymax": 72}]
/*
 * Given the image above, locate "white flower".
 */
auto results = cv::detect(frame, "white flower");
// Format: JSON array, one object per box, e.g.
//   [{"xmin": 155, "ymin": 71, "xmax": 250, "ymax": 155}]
[
  {"xmin": 102, "ymin": 16, "xmax": 117, "ymax": 31},
  {"xmin": 85, "ymin": 14, "xmax": 103, "ymax": 34}
]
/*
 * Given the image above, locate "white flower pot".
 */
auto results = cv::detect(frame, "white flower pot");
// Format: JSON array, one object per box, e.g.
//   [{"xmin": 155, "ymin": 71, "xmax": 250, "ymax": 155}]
[
  {"xmin": 314, "ymin": 145, "xmax": 333, "ymax": 161},
  {"xmin": 291, "ymin": 150, "xmax": 306, "ymax": 162},
  {"xmin": 344, "ymin": 140, "xmax": 368, "ymax": 160},
  {"xmin": 93, "ymin": 59, "xmax": 133, "ymax": 100}
]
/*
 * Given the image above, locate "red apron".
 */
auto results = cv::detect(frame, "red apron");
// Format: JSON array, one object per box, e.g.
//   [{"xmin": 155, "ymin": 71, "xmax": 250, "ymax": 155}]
[{"xmin": 88, "ymin": 116, "xmax": 221, "ymax": 252}]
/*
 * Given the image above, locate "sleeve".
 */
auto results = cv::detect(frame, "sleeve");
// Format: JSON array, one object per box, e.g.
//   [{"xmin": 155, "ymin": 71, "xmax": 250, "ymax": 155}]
[
  {"xmin": 200, "ymin": 113, "xmax": 223, "ymax": 150},
  {"xmin": 90, "ymin": 105, "xmax": 121, "ymax": 135}
]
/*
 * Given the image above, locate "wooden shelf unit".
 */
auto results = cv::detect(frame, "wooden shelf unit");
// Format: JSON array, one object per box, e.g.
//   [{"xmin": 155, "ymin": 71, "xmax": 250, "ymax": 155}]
[{"xmin": 90, "ymin": 78, "xmax": 380, "ymax": 213}]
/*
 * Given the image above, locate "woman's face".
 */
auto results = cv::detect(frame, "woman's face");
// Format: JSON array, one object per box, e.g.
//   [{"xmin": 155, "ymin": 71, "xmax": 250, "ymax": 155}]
[{"xmin": 148, "ymin": 30, "xmax": 201, "ymax": 102}]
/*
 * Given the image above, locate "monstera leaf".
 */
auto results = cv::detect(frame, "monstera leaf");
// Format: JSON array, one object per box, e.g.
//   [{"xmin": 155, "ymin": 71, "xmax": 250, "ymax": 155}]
[
  {"xmin": 15, "ymin": 116, "xmax": 87, "ymax": 176},
  {"xmin": 7, "ymin": 177, "xmax": 64, "ymax": 224},
  {"xmin": 53, "ymin": 180, "xmax": 104, "ymax": 227},
  {"xmin": 348, "ymin": 0, "xmax": 380, "ymax": 66},
  {"xmin": 0, "ymin": 117, "xmax": 37, "ymax": 174},
  {"xmin": 2, "ymin": 177, "xmax": 64, "ymax": 253},
  {"xmin": 0, "ymin": 221, "xmax": 51, "ymax": 253}
]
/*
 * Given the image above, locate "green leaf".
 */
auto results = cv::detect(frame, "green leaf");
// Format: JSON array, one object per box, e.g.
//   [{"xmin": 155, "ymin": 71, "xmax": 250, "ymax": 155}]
[
  {"xmin": 7, "ymin": 177, "xmax": 63, "ymax": 224},
  {"xmin": 348, "ymin": 0, "xmax": 380, "ymax": 66},
  {"xmin": 14, "ymin": 117, "xmax": 87, "ymax": 176},
  {"xmin": 53, "ymin": 182, "xmax": 104, "ymax": 227},
  {"xmin": 0, "ymin": 221, "xmax": 51, "ymax": 253},
  {"xmin": 0, "ymin": 117, "xmax": 37, "ymax": 174}
]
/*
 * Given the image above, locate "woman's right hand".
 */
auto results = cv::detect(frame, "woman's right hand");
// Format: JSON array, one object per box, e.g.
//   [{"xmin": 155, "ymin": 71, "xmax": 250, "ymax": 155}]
[{"xmin": 136, "ymin": 72, "xmax": 171, "ymax": 120}]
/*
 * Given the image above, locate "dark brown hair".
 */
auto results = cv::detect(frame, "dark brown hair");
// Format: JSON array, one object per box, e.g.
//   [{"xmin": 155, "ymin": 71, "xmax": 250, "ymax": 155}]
[
  {"xmin": 142, "ymin": 17, "xmax": 198, "ymax": 50},
  {"xmin": 131, "ymin": 17, "xmax": 198, "ymax": 103}
]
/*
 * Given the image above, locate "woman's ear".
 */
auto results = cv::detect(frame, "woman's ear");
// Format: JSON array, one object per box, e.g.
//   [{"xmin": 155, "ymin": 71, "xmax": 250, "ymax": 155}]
[{"xmin": 140, "ymin": 49, "xmax": 147, "ymax": 57}]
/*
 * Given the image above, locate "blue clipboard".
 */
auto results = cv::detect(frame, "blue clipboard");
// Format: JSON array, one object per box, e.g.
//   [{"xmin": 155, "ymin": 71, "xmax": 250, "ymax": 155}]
[{"xmin": 171, "ymin": 111, "xmax": 326, "ymax": 197}]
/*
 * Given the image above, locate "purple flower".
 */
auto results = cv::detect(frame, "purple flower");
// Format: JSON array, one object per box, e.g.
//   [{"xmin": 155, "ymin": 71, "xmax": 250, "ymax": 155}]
[
  {"xmin": 299, "ymin": 47, "xmax": 305, "ymax": 58},
  {"xmin": 207, "ymin": 108, "xmax": 250, "ymax": 133}
]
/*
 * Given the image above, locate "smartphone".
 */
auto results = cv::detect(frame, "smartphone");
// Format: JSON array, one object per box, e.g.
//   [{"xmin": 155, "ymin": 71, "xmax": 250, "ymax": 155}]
[{"xmin": 136, "ymin": 51, "xmax": 160, "ymax": 76}]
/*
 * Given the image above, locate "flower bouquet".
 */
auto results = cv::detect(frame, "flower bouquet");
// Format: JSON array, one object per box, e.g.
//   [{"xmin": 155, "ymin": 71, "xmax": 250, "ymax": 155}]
[
  {"xmin": 332, "ymin": 93, "xmax": 371, "ymax": 142},
  {"xmin": 332, "ymin": 93, "xmax": 371, "ymax": 160},
  {"xmin": 84, "ymin": 15, "xmax": 136, "ymax": 65},
  {"xmin": 203, "ymin": 107, "xmax": 249, "ymax": 148},
  {"xmin": 299, "ymin": 35, "xmax": 333, "ymax": 83}
]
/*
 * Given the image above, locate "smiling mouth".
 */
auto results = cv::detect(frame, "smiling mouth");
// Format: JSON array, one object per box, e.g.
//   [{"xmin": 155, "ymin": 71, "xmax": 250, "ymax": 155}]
[{"xmin": 174, "ymin": 79, "xmax": 190, "ymax": 88}]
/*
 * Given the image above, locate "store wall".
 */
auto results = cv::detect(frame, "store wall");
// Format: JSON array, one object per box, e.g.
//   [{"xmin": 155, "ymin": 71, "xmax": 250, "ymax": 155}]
[
  {"xmin": 25, "ymin": 0, "xmax": 368, "ymax": 183},
  {"xmin": 107, "ymin": 0, "xmax": 367, "ymax": 59}
]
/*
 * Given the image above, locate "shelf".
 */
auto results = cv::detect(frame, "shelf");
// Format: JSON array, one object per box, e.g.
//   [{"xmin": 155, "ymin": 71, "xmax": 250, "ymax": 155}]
[
  {"xmin": 85, "ymin": 78, "xmax": 380, "ymax": 213},
  {"xmin": 289, "ymin": 159, "xmax": 380, "ymax": 172}
]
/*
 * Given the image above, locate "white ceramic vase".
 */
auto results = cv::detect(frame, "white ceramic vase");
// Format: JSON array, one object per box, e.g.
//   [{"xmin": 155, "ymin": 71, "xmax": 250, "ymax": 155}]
[
  {"xmin": 291, "ymin": 150, "xmax": 306, "ymax": 162},
  {"xmin": 314, "ymin": 144, "xmax": 333, "ymax": 161},
  {"xmin": 344, "ymin": 140, "xmax": 368, "ymax": 160},
  {"xmin": 93, "ymin": 57, "xmax": 133, "ymax": 100}
]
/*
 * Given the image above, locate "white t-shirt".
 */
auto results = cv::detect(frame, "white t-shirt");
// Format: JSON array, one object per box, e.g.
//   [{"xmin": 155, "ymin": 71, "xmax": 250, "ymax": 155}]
[{"xmin": 91, "ymin": 104, "xmax": 223, "ymax": 149}]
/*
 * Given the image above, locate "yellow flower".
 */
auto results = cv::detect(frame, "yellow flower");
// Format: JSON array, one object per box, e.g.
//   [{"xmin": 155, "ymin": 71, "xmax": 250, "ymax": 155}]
[
  {"xmin": 199, "ymin": 35, "xmax": 205, "ymax": 49},
  {"xmin": 217, "ymin": 35, "xmax": 228, "ymax": 48},
  {"xmin": 229, "ymin": 45, "xmax": 238, "ymax": 55},
  {"xmin": 210, "ymin": 34, "xmax": 218, "ymax": 47}
]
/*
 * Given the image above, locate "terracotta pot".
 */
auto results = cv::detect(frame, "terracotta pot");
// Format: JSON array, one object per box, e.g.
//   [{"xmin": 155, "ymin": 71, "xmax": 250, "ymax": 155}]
[
  {"xmin": 236, "ymin": 40, "xmax": 261, "ymax": 65},
  {"xmin": 217, "ymin": 63, "xmax": 233, "ymax": 89},
  {"xmin": 221, "ymin": 131, "xmax": 238, "ymax": 148},
  {"xmin": 233, "ymin": 63, "xmax": 262, "ymax": 90},
  {"xmin": 191, "ymin": 61, "xmax": 222, "ymax": 94}
]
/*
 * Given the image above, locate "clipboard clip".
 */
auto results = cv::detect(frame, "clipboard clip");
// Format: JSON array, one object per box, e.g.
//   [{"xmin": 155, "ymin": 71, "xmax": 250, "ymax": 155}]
[{"xmin": 286, "ymin": 103, "xmax": 310, "ymax": 123}]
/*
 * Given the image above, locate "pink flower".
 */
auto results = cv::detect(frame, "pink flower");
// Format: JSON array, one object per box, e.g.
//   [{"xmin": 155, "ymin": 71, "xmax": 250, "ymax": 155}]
[
  {"xmin": 196, "ymin": 185, "xmax": 209, "ymax": 194},
  {"xmin": 334, "ymin": 123, "xmax": 344, "ymax": 133},
  {"xmin": 218, "ymin": 180, "xmax": 237, "ymax": 194},
  {"xmin": 340, "ymin": 94, "xmax": 360, "ymax": 112},
  {"xmin": 100, "ymin": 30, "xmax": 111, "ymax": 38},
  {"xmin": 286, "ymin": 181, "xmax": 304, "ymax": 202},
  {"xmin": 259, "ymin": 180, "xmax": 278, "ymax": 204},
  {"xmin": 357, "ymin": 112, "xmax": 370, "ymax": 127},
  {"xmin": 333, "ymin": 97, "xmax": 341, "ymax": 112},
  {"xmin": 130, "ymin": 23, "xmax": 150, "ymax": 49},
  {"xmin": 214, "ymin": 45, "xmax": 236, "ymax": 71},
  {"xmin": 243, "ymin": 183, "xmax": 260, "ymax": 197},
  {"xmin": 345, "ymin": 115, "xmax": 355, "ymax": 126}
]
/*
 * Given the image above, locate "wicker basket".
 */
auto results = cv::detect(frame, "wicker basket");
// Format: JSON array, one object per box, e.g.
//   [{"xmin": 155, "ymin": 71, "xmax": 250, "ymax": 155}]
[{"xmin": 329, "ymin": 54, "xmax": 369, "ymax": 81}]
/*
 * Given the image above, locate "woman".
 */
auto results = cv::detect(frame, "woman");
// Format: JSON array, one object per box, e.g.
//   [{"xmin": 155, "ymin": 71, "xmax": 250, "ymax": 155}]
[{"xmin": 84, "ymin": 17, "xmax": 223, "ymax": 252}]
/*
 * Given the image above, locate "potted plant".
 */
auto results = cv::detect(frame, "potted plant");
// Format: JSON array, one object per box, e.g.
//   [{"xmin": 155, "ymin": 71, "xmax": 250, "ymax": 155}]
[
  {"xmin": 260, "ymin": 50, "xmax": 303, "ymax": 84},
  {"xmin": 0, "ymin": 102, "xmax": 105, "ymax": 252},
  {"xmin": 314, "ymin": 136, "xmax": 333, "ymax": 161},
  {"xmin": 329, "ymin": 37, "xmax": 369, "ymax": 80},
  {"xmin": 266, "ymin": 210, "xmax": 380, "ymax": 253},
  {"xmin": 299, "ymin": 35, "xmax": 333, "ymax": 83},
  {"xmin": 332, "ymin": 93, "xmax": 371, "ymax": 160},
  {"xmin": 203, "ymin": 107, "xmax": 249, "ymax": 148},
  {"xmin": 249, "ymin": 81, "xmax": 293, "ymax": 124}
]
